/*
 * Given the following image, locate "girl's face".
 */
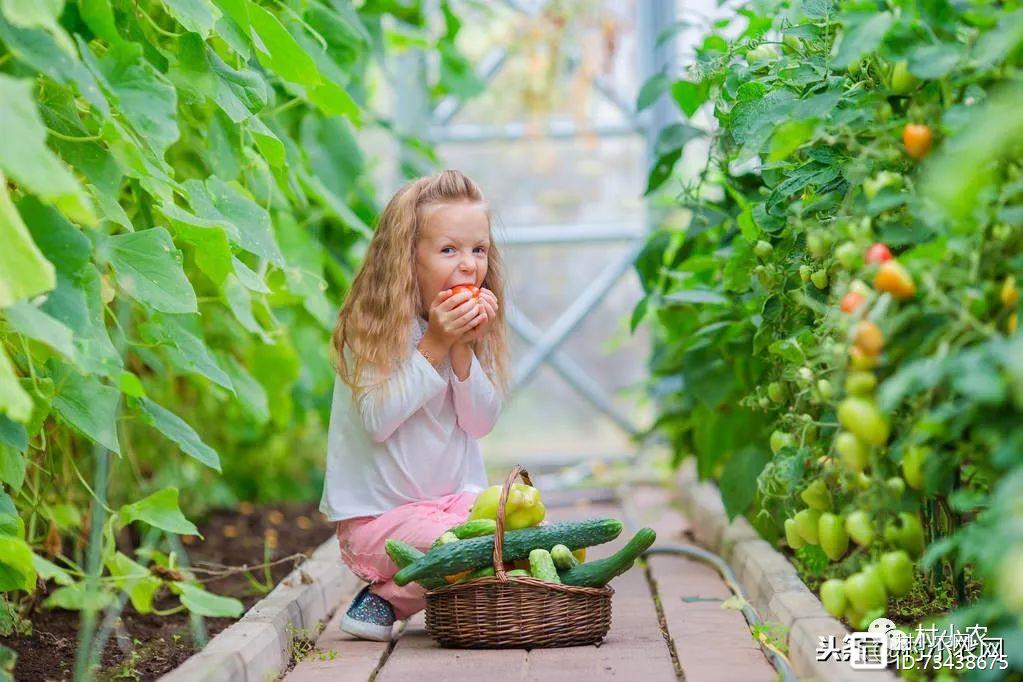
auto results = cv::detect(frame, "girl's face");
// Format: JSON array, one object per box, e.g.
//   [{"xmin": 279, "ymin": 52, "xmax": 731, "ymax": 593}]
[{"xmin": 415, "ymin": 202, "xmax": 490, "ymax": 314}]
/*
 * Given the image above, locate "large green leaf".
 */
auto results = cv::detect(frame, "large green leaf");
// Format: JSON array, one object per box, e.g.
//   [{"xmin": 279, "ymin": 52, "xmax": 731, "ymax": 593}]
[
  {"xmin": 0, "ymin": 75, "xmax": 96, "ymax": 225},
  {"xmin": 0, "ymin": 178, "xmax": 56, "ymax": 307},
  {"xmin": 97, "ymin": 43, "xmax": 180, "ymax": 158},
  {"xmin": 184, "ymin": 178, "xmax": 284, "ymax": 265},
  {"xmin": 40, "ymin": 269, "xmax": 123, "ymax": 380},
  {"xmin": 103, "ymin": 228, "xmax": 198, "ymax": 314},
  {"xmin": 218, "ymin": 353, "xmax": 269, "ymax": 424},
  {"xmin": 51, "ymin": 366, "xmax": 121, "ymax": 454},
  {"xmin": 0, "ymin": 445, "xmax": 25, "ymax": 491},
  {"xmin": 3, "ymin": 302, "xmax": 76, "ymax": 363},
  {"xmin": 0, "ymin": 535, "xmax": 35, "ymax": 592},
  {"xmin": 137, "ymin": 397, "xmax": 221, "ymax": 472},
  {"xmin": 831, "ymin": 12, "xmax": 893, "ymax": 69},
  {"xmin": 0, "ymin": 0, "xmax": 74, "ymax": 54},
  {"xmin": 161, "ymin": 0, "xmax": 222, "ymax": 37},
  {"xmin": 105, "ymin": 551, "xmax": 162, "ymax": 613},
  {"xmin": 138, "ymin": 314, "xmax": 234, "ymax": 392},
  {"xmin": 118, "ymin": 488, "xmax": 198, "ymax": 536},
  {"xmin": 173, "ymin": 581, "xmax": 243, "ymax": 617},
  {"xmin": 0, "ymin": 348, "xmax": 32, "ymax": 424}
]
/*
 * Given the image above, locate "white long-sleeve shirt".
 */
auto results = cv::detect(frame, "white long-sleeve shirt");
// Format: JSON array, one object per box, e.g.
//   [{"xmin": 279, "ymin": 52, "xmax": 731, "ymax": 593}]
[{"xmin": 319, "ymin": 316, "xmax": 502, "ymax": 522}]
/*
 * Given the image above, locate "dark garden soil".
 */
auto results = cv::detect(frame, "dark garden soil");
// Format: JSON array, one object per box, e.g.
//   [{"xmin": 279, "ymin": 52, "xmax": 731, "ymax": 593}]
[{"xmin": 1, "ymin": 501, "xmax": 336, "ymax": 681}]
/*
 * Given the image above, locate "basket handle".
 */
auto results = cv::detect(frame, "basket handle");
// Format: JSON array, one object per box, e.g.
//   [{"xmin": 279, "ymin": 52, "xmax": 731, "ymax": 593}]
[{"xmin": 492, "ymin": 464, "xmax": 533, "ymax": 581}]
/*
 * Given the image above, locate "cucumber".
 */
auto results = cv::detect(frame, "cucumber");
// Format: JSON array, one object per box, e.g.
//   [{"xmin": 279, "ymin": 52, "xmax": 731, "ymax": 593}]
[
  {"xmin": 506, "ymin": 569, "xmax": 530, "ymax": 577},
  {"xmin": 446, "ymin": 518, "xmax": 497, "ymax": 539},
  {"xmin": 550, "ymin": 544, "xmax": 580, "ymax": 570},
  {"xmin": 529, "ymin": 549, "xmax": 561, "ymax": 583},
  {"xmin": 384, "ymin": 539, "xmax": 447, "ymax": 590},
  {"xmin": 393, "ymin": 518, "xmax": 623, "ymax": 586},
  {"xmin": 457, "ymin": 565, "xmax": 495, "ymax": 583},
  {"xmin": 558, "ymin": 528, "xmax": 656, "ymax": 587},
  {"xmin": 429, "ymin": 530, "xmax": 460, "ymax": 551}
]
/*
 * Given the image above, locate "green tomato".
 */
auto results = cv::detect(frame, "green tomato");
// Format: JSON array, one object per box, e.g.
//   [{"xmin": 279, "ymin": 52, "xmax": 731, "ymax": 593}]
[
  {"xmin": 758, "ymin": 396, "xmax": 771, "ymax": 409},
  {"xmin": 835, "ymin": 431, "xmax": 869, "ymax": 472},
  {"xmin": 863, "ymin": 170, "xmax": 904, "ymax": 201},
  {"xmin": 799, "ymin": 265, "xmax": 813, "ymax": 283},
  {"xmin": 767, "ymin": 382, "xmax": 786, "ymax": 404},
  {"xmin": 770, "ymin": 430, "xmax": 795, "ymax": 454},
  {"xmin": 746, "ymin": 43, "xmax": 780, "ymax": 65},
  {"xmin": 997, "ymin": 546, "xmax": 1023, "ymax": 615},
  {"xmin": 845, "ymin": 509, "xmax": 875, "ymax": 547},
  {"xmin": 845, "ymin": 606, "xmax": 867, "ymax": 630},
  {"xmin": 819, "ymin": 513, "xmax": 850, "ymax": 561},
  {"xmin": 889, "ymin": 60, "xmax": 920, "ymax": 94},
  {"xmin": 837, "ymin": 397, "xmax": 890, "ymax": 446},
  {"xmin": 793, "ymin": 509, "xmax": 822, "ymax": 545},
  {"xmin": 782, "ymin": 33, "xmax": 802, "ymax": 52},
  {"xmin": 820, "ymin": 579, "xmax": 848, "ymax": 618},
  {"xmin": 801, "ymin": 480, "xmax": 832, "ymax": 512},
  {"xmin": 835, "ymin": 241, "xmax": 860, "ymax": 270},
  {"xmin": 886, "ymin": 476, "xmax": 906, "ymax": 497},
  {"xmin": 807, "ymin": 232, "xmax": 829, "ymax": 260},
  {"xmin": 885, "ymin": 512, "xmax": 925, "ymax": 558},
  {"xmin": 811, "ymin": 269, "xmax": 829, "ymax": 289},
  {"xmin": 817, "ymin": 379, "xmax": 834, "ymax": 402},
  {"xmin": 902, "ymin": 445, "xmax": 928, "ymax": 491},
  {"xmin": 784, "ymin": 518, "xmax": 806, "ymax": 550},
  {"xmin": 880, "ymin": 550, "xmax": 914, "ymax": 598},
  {"xmin": 754, "ymin": 240, "xmax": 774, "ymax": 260},
  {"xmin": 844, "ymin": 570, "xmax": 888, "ymax": 614},
  {"xmin": 844, "ymin": 371, "xmax": 877, "ymax": 397}
]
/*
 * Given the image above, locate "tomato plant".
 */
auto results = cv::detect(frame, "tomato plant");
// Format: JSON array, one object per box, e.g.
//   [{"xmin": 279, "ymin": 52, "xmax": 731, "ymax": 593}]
[{"xmin": 635, "ymin": 0, "xmax": 1023, "ymax": 652}]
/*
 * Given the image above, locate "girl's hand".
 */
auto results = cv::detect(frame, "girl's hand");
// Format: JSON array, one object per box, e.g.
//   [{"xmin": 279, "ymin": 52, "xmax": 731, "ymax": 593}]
[
  {"xmin": 459, "ymin": 288, "xmax": 498, "ymax": 344},
  {"xmin": 425, "ymin": 288, "xmax": 484, "ymax": 348}
]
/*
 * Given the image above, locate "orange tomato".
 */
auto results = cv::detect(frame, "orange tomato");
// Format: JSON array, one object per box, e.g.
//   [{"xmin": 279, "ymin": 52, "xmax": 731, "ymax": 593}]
[
  {"xmin": 840, "ymin": 291, "xmax": 867, "ymax": 313},
  {"xmin": 874, "ymin": 261, "xmax": 916, "ymax": 300},
  {"xmin": 853, "ymin": 321, "xmax": 884, "ymax": 355},
  {"xmin": 902, "ymin": 123, "xmax": 933, "ymax": 159}
]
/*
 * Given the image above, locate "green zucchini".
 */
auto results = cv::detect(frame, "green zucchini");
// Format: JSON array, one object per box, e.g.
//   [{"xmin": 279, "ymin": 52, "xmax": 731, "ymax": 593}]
[
  {"xmin": 446, "ymin": 518, "xmax": 497, "ymax": 539},
  {"xmin": 393, "ymin": 518, "xmax": 623, "ymax": 586},
  {"xmin": 550, "ymin": 544, "xmax": 580, "ymax": 570},
  {"xmin": 558, "ymin": 528, "xmax": 656, "ymax": 587},
  {"xmin": 529, "ymin": 549, "xmax": 560, "ymax": 583},
  {"xmin": 384, "ymin": 539, "xmax": 447, "ymax": 590}
]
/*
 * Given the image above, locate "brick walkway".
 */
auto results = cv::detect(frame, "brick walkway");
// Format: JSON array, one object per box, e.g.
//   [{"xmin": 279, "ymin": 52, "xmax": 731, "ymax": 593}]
[{"xmin": 286, "ymin": 484, "xmax": 776, "ymax": 681}]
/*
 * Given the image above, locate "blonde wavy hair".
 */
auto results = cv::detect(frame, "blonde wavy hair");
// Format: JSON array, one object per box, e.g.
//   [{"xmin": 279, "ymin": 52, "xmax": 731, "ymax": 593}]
[{"xmin": 332, "ymin": 170, "xmax": 509, "ymax": 396}]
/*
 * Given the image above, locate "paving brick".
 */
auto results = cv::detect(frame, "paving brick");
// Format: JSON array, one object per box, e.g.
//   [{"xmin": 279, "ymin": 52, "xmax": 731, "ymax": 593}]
[
  {"xmin": 790, "ymin": 617, "xmax": 899, "ymax": 682},
  {"xmin": 765, "ymin": 588, "xmax": 828, "ymax": 630}
]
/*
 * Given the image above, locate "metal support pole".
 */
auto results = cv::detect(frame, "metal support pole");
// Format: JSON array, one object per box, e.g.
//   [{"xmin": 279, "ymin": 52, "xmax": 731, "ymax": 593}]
[
  {"xmin": 505, "ymin": 302, "xmax": 639, "ymax": 435},
  {"xmin": 511, "ymin": 240, "xmax": 645, "ymax": 389},
  {"xmin": 433, "ymin": 48, "xmax": 509, "ymax": 125}
]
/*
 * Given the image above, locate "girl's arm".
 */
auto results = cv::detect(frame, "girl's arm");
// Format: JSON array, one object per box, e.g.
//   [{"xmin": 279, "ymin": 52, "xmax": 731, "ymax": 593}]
[
  {"xmin": 449, "ymin": 343, "xmax": 502, "ymax": 438},
  {"xmin": 355, "ymin": 348, "xmax": 448, "ymax": 443}
]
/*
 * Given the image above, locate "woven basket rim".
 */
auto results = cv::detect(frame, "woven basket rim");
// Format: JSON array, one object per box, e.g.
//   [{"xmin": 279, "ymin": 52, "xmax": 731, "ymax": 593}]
[{"xmin": 426, "ymin": 574, "xmax": 614, "ymax": 597}]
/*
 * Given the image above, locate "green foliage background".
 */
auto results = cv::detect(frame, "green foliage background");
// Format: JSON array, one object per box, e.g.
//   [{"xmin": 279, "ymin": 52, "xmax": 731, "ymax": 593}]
[{"xmin": 0, "ymin": 0, "xmax": 485, "ymax": 647}]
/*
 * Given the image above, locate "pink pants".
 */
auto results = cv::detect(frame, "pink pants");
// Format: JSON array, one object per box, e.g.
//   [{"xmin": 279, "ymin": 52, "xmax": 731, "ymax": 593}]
[{"xmin": 335, "ymin": 491, "xmax": 477, "ymax": 620}]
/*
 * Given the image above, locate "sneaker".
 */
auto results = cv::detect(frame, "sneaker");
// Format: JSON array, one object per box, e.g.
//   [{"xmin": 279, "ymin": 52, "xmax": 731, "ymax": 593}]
[{"xmin": 339, "ymin": 586, "xmax": 395, "ymax": 641}]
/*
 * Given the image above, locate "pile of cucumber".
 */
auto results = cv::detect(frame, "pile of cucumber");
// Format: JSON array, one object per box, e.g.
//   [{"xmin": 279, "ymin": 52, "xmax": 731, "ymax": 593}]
[{"xmin": 384, "ymin": 517, "xmax": 656, "ymax": 590}]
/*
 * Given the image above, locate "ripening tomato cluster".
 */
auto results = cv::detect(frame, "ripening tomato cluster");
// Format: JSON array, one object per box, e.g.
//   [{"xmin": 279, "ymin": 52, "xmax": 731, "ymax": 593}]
[{"xmin": 779, "ymin": 241, "xmax": 936, "ymax": 628}]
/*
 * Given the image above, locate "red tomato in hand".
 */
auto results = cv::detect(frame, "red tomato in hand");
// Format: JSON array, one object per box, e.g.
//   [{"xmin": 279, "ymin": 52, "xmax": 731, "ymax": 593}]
[
  {"xmin": 450, "ymin": 284, "xmax": 480, "ymax": 299},
  {"xmin": 865, "ymin": 243, "xmax": 892, "ymax": 264}
]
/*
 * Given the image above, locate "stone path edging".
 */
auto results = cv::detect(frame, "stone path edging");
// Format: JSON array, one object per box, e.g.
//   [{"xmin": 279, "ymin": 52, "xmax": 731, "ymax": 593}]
[
  {"xmin": 675, "ymin": 460, "xmax": 897, "ymax": 681},
  {"xmin": 160, "ymin": 537, "xmax": 360, "ymax": 682}
]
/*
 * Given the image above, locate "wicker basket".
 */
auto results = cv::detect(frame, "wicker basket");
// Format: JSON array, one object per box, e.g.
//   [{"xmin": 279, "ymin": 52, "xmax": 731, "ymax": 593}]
[{"xmin": 424, "ymin": 465, "xmax": 613, "ymax": 648}]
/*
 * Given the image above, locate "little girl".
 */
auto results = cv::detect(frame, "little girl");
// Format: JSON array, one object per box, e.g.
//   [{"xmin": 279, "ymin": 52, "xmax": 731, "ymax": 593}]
[{"xmin": 320, "ymin": 170, "xmax": 508, "ymax": 641}]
